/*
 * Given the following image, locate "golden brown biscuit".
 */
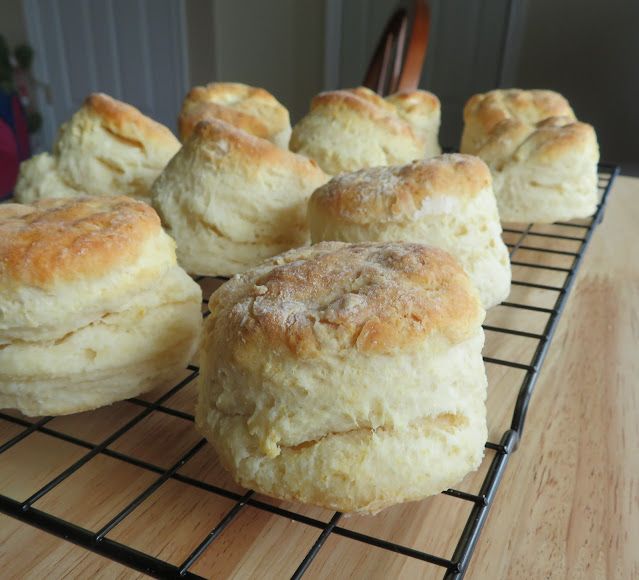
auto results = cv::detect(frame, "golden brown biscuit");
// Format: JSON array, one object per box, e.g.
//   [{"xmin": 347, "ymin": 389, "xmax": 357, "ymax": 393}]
[
  {"xmin": 290, "ymin": 87, "xmax": 441, "ymax": 175},
  {"xmin": 0, "ymin": 196, "xmax": 201, "ymax": 416},
  {"xmin": 15, "ymin": 93, "xmax": 180, "ymax": 203},
  {"xmin": 196, "ymin": 241, "xmax": 487, "ymax": 513},
  {"xmin": 179, "ymin": 82, "xmax": 291, "ymax": 147},
  {"xmin": 152, "ymin": 119, "xmax": 328, "ymax": 276},
  {"xmin": 308, "ymin": 154, "xmax": 511, "ymax": 308},
  {"xmin": 460, "ymin": 89, "xmax": 599, "ymax": 223}
]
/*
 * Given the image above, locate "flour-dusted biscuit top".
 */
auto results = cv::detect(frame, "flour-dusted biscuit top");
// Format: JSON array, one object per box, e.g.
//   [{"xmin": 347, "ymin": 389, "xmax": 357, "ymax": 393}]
[
  {"xmin": 289, "ymin": 86, "xmax": 440, "ymax": 175},
  {"xmin": 15, "ymin": 93, "xmax": 181, "ymax": 204},
  {"xmin": 309, "ymin": 153, "xmax": 490, "ymax": 224},
  {"xmin": 179, "ymin": 82, "xmax": 291, "ymax": 147},
  {"xmin": 308, "ymin": 155, "xmax": 511, "ymax": 308},
  {"xmin": 197, "ymin": 241, "xmax": 488, "ymax": 513},
  {"xmin": 208, "ymin": 242, "xmax": 483, "ymax": 355},
  {"xmin": 152, "ymin": 119, "xmax": 329, "ymax": 277},
  {"xmin": 0, "ymin": 195, "xmax": 202, "ymax": 416},
  {"xmin": 460, "ymin": 89, "xmax": 599, "ymax": 223}
]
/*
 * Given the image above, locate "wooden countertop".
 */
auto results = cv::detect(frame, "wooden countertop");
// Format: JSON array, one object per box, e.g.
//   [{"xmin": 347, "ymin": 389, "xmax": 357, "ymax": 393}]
[
  {"xmin": 469, "ymin": 174, "xmax": 639, "ymax": 580},
  {"xmin": 0, "ymin": 175, "xmax": 636, "ymax": 579}
]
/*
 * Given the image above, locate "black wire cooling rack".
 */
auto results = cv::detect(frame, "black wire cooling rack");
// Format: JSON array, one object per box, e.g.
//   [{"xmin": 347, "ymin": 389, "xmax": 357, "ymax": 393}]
[{"xmin": 0, "ymin": 163, "xmax": 619, "ymax": 579}]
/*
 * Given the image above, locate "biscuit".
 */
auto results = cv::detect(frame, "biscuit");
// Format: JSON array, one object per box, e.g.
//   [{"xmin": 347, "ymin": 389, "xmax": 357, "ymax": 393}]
[
  {"xmin": 308, "ymin": 154, "xmax": 511, "ymax": 308},
  {"xmin": 15, "ymin": 93, "xmax": 180, "ymax": 203},
  {"xmin": 179, "ymin": 82, "xmax": 291, "ymax": 147},
  {"xmin": 152, "ymin": 119, "xmax": 328, "ymax": 276},
  {"xmin": 460, "ymin": 89, "xmax": 599, "ymax": 223},
  {"xmin": 290, "ymin": 87, "xmax": 441, "ymax": 175},
  {"xmin": 196, "ymin": 241, "xmax": 487, "ymax": 513},
  {"xmin": 0, "ymin": 196, "xmax": 201, "ymax": 416}
]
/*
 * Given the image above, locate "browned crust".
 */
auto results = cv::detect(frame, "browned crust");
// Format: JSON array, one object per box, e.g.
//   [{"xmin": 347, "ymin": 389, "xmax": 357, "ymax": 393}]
[
  {"xmin": 309, "ymin": 154, "xmax": 491, "ymax": 224},
  {"xmin": 343, "ymin": 87, "xmax": 396, "ymax": 110},
  {"xmin": 0, "ymin": 196, "xmax": 162, "ymax": 287},
  {"xmin": 84, "ymin": 93, "xmax": 179, "ymax": 150},
  {"xmin": 180, "ymin": 82, "xmax": 289, "ymax": 142},
  {"xmin": 386, "ymin": 90, "xmax": 441, "ymax": 114},
  {"xmin": 184, "ymin": 82, "xmax": 281, "ymax": 109},
  {"xmin": 520, "ymin": 118, "xmax": 597, "ymax": 162},
  {"xmin": 307, "ymin": 88, "xmax": 416, "ymax": 138},
  {"xmin": 207, "ymin": 242, "xmax": 483, "ymax": 357},
  {"xmin": 189, "ymin": 119, "xmax": 325, "ymax": 178},
  {"xmin": 179, "ymin": 102, "xmax": 271, "ymax": 141},
  {"xmin": 476, "ymin": 116, "xmax": 597, "ymax": 163},
  {"xmin": 463, "ymin": 89, "xmax": 575, "ymax": 133}
]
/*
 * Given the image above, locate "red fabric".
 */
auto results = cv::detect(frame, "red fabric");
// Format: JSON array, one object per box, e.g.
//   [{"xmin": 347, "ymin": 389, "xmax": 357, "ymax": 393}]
[
  {"xmin": 10, "ymin": 94, "xmax": 30, "ymax": 161},
  {"xmin": 0, "ymin": 119, "xmax": 20, "ymax": 198}
]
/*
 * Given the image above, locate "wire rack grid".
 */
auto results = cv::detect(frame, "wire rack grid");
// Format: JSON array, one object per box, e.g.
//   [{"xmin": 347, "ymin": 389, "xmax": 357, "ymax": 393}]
[{"xmin": 0, "ymin": 163, "xmax": 619, "ymax": 579}]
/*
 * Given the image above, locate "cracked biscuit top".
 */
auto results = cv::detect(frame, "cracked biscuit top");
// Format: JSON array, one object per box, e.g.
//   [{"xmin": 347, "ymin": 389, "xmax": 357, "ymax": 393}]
[
  {"xmin": 179, "ymin": 82, "xmax": 291, "ymax": 145},
  {"xmin": 463, "ymin": 89, "xmax": 575, "ymax": 134}
]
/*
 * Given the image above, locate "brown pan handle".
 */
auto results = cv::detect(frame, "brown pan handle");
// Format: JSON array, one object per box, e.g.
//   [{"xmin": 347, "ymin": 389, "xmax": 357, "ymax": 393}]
[
  {"xmin": 363, "ymin": 0, "xmax": 431, "ymax": 96},
  {"xmin": 395, "ymin": 0, "xmax": 430, "ymax": 93}
]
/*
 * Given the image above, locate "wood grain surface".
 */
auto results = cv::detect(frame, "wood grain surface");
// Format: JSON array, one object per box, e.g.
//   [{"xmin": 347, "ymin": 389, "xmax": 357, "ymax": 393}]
[
  {"xmin": 468, "ymin": 174, "xmax": 639, "ymax": 580},
  {"xmin": 0, "ymin": 176, "xmax": 636, "ymax": 580}
]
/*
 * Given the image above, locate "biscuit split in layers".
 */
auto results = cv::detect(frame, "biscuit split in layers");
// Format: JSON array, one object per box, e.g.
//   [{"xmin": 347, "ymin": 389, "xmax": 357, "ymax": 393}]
[
  {"xmin": 179, "ymin": 82, "xmax": 291, "ymax": 147},
  {"xmin": 308, "ymin": 154, "xmax": 511, "ymax": 308},
  {"xmin": 0, "ymin": 196, "xmax": 202, "ymax": 416},
  {"xmin": 152, "ymin": 119, "xmax": 328, "ymax": 277},
  {"xmin": 15, "ymin": 93, "xmax": 180, "ymax": 204},
  {"xmin": 196, "ymin": 241, "xmax": 487, "ymax": 514},
  {"xmin": 460, "ymin": 89, "xmax": 599, "ymax": 223},
  {"xmin": 290, "ymin": 87, "xmax": 441, "ymax": 175}
]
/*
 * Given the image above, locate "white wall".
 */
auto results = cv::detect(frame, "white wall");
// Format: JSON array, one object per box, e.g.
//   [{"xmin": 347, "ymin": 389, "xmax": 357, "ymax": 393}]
[
  {"xmin": 8, "ymin": 0, "xmax": 636, "ymax": 164},
  {"xmin": 5, "ymin": 0, "xmax": 327, "ymax": 144},
  {"xmin": 186, "ymin": 0, "xmax": 325, "ymax": 122}
]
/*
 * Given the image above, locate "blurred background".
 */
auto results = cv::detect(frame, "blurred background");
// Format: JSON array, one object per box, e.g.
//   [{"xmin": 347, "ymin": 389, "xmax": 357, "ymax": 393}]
[{"xmin": 1, "ymin": 0, "xmax": 637, "ymax": 170}]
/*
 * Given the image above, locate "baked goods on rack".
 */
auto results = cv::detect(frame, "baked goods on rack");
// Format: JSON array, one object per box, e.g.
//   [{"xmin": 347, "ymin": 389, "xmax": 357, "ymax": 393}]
[
  {"xmin": 15, "ymin": 93, "xmax": 180, "ymax": 204},
  {"xmin": 179, "ymin": 82, "xmax": 291, "ymax": 147},
  {"xmin": 290, "ymin": 87, "xmax": 441, "ymax": 175},
  {"xmin": 196, "ymin": 241, "xmax": 487, "ymax": 514},
  {"xmin": 151, "ymin": 119, "xmax": 328, "ymax": 277},
  {"xmin": 308, "ymin": 154, "xmax": 511, "ymax": 308},
  {"xmin": 0, "ymin": 196, "xmax": 201, "ymax": 416},
  {"xmin": 460, "ymin": 89, "xmax": 599, "ymax": 223}
]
